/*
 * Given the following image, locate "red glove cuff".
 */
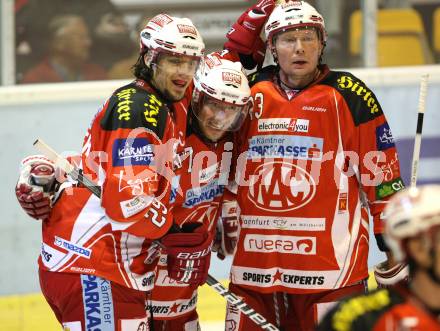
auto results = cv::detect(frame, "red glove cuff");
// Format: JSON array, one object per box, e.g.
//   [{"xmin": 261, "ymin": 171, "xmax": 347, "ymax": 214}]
[{"xmin": 162, "ymin": 228, "xmax": 213, "ymax": 286}]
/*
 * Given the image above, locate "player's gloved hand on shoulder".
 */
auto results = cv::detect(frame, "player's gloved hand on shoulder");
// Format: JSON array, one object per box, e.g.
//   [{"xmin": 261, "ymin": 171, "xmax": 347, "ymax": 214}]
[
  {"xmin": 15, "ymin": 155, "xmax": 56, "ymax": 220},
  {"xmin": 161, "ymin": 223, "xmax": 213, "ymax": 286},
  {"xmin": 224, "ymin": 0, "xmax": 275, "ymax": 67},
  {"xmin": 374, "ymin": 261, "xmax": 409, "ymax": 288},
  {"xmin": 213, "ymin": 200, "xmax": 239, "ymax": 260}
]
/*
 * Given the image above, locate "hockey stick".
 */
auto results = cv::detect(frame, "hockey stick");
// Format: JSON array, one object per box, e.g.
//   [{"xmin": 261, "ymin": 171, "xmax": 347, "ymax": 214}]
[
  {"xmin": 410, "ymin": 74, "xmax": 429, "ymax": 187},
  {"xmin": 33, "ymin": 138, "xmax": 280, "ymax": 331}
]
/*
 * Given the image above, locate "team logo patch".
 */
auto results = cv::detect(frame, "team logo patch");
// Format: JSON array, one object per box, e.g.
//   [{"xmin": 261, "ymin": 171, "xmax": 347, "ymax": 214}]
[
  {"xmin": 376, "ymin": 122, "xmax": 395, "ymax": 150},
  {"xmin": 112, "ymin": 138, "xmax": 154, "ymax": 167},
  {"xmin": 248, "ymin": 161, "xmax": 316, "ymax": 212}
]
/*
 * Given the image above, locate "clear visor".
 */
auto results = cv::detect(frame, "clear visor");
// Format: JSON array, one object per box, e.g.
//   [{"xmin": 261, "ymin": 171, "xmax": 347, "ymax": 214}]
[
  {"xmin": 194, "ymin": 94, "xmax": 250, "ymax": 132},
  {"xmin": 154, "ymin": 51, "xmax": 201, "ymax": 75}
]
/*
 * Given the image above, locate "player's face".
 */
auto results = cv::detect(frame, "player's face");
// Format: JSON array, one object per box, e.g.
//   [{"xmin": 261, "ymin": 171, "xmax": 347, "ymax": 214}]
[
  {"xmin": 152, "ymin": 53, "xmax": 199, "ymax": 102},
  {"xmin": 274, "ymin": 27, "xmax": 323, "ymax": 88},
  {"xmin": 54, "ymin": 18, "xmax": 92, "ymax": 64},
  {"xmin": 197, "ymin": 97, "xmax": 241, "ymax": 142}
]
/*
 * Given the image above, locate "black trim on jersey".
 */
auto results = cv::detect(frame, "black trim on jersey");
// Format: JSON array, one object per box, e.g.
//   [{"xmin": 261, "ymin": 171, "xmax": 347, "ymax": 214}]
[
  {"xmin": 321, "ymin": 71, "xmax": 384, "ymax": 126},
  {"xmin": 247, "ymin": 65, "xmax": 277, "ymax": 88},
  {"xmin": 318, "ymin": 288, "xmax": 405, "ymax": 331},
  {"xmin": 375, "ymin": 233, "xmax": 390, "ymax": 252},
  {"xmin": 100, "ymin": 82, "xmax": 168, "ymax": 139}
]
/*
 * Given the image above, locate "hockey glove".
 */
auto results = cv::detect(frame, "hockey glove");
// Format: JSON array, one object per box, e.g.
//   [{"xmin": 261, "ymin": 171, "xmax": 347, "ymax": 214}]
[
  {"xmin": 213, "ymin": 200, "xmax": 239, "ymax": 260},
  {"xmin": 374, "ymin": 261, "xmax": 409, "ymax": 288},
  {"xmin": 15, "ymin": 155, "xmax": 56, "ymax": 220},
  {"xmin": 161, "ymin": 223, "xmax": 213, "ymax": 286},
  {"xmin": 224, "ymin": 0, "xmax": 275, "ymax": 67}
]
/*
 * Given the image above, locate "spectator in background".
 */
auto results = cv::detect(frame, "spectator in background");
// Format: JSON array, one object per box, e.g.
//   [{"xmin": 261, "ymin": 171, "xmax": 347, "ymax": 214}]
[
  {"xmin": 15, "ymin": 0, "xmax": 133, "ymax": 81},
  {"xmin": 21, "ymin": 15, "xmax": 107, "ymax": 84}
]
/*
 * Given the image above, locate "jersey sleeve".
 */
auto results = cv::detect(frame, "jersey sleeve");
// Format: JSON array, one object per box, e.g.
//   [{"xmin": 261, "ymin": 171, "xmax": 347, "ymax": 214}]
[
  {"xmin": 82, "ymin": 84, "xmax": 175, "ymax": 239},
  {"xmin": 334, "ymin": 73, "xmax": 405, "ymax": 235}
]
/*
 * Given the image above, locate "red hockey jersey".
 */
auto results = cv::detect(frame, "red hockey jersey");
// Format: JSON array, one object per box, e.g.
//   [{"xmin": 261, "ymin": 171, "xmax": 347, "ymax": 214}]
[
  {"xmin": 149, "ymin": 122, "xmax": 234, "ymax": 319},
  {"xmin": 318, "ymin": 284, "xmax": 440, "ymax": 331},
  {"xmin": 231, "ymin": 65, "xmax": 404, "ymax": 294},
  {"xmin": 39, "ymin": 79, "xmax": 190, "ymax": 291}
]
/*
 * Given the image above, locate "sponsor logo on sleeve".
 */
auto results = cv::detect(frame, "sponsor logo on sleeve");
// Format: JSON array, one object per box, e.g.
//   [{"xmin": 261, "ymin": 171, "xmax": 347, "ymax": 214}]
[
  {"xmin": 375, "ymin": 152, "xmax": 400, "ymax": 182},
  {"xmin": 199, "ymin": 162, "xmax": 220, "ymax": 183},
  {"xmin": 376, "ymin": 122, "xmax": 395, "ymax": 150},
  {"xmin": 80, "ymin": 275, "xmax": 115, "ymax": 331},
  {"xmin": 257, "ymin": 118, "xmax": 310, "ymax": 133},
  {"xmin": 120, "ymin": 195, "xmax": 150, "ymax": 218},
  {"xmin": 244, "ymin": 234, "xmax": 316, "ymax": 255},
  {"xmin": 184, "ymin": 179, "xmax": 224, "ymax": 208},
  {"xmin": 376, "ymin": 177, "xmax": 405, "ymax": 199},
  {"xmin": 112, "ymin": 138, "xmax": 154, "ymax": 167},
  {"xmin": 247, "ymin": 135, "xmax": 323, "ymax": 160},
  {"xmin": 54, "ymin": 237, "xmax": 91, "ymax": 259},
  {"xmin": 169, "ymin": 175, "xmax": 181, "ymax": 204}
]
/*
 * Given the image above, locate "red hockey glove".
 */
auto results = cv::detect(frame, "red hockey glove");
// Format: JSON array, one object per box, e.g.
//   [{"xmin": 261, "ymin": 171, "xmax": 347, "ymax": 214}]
[
  {"xmin": 224, "ymin": 0, "xmax": 275, "ymax": 66},
  {"xmin": 15, "ymin": 155, "xmax": 56, "ymax": 220},
  {"xmin": 161, "ymin": 223, "xmax": 213, "ymax": 286},
  {"xmin": 374, "ymin": 261, "xmax": 409, "ymax": 288},
  {"xmin": 213, "ymin": 200, "xmax": 239, "ymax": 260}
]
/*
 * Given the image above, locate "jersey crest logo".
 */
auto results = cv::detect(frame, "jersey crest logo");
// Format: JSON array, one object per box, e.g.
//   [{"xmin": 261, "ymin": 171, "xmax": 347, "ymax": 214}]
[{"xmin": 248, "ymin": 161, "xmax": 316, "ymax": 212}]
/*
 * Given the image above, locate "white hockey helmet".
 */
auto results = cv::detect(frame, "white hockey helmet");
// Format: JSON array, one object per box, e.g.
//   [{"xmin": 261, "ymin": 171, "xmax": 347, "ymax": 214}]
[
  {"xmin": 192, "ymin": 52, "xmax": 251, "ymax": 132},
  {"xmin": 265, "ymin": 1, "xmax": 327, "ymax": 47},
  {"xmin": 384, "ymin": 185, "xmax": 440, "ymax": 262},
  {"xmin": 139, "ymin": 14, "xmax": 205, "ymax": 67}
]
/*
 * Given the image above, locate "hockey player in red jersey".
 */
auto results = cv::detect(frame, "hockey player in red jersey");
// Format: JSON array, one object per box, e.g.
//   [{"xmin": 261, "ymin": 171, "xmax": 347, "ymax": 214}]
[
  {"xmin": 15, "ymin": 14, "xmax": 206, "ymax": 330},
  {"xmin": 318, "ymin": 185, "xmax": 440, "ymax": 331},
  {"xmin": 223, "ymin": 1, "xmax": 405, "ymax": 330},
  {"xmin": 148, "ymin": 52, "xmax": 251, "ymax": 331}
]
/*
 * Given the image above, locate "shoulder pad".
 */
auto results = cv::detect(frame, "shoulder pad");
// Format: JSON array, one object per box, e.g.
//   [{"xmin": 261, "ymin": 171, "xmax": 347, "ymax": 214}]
[
  {"xmin": 330, "ymin": 288, "xmax": 402, "ymax": 330},
  {"xmin": 100, "ymin": 83, "xmax": 169, "ymax": 139},
  {"xmin": 247, "ymin": 65, "xmax": 277, "ymax": 88},
  {"xmin": 321, "ymin": 71, "xmax": 383, "ymax": 126}
]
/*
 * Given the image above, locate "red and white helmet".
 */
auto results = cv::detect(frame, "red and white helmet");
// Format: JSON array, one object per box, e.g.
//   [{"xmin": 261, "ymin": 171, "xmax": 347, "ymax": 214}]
[
  {"xmin": 140, "ymin": 14, "xmax": 205, "ymax": 67},
  {"xmin": 265, "ymin": 1, "xmax": 327, "ymax": 46},
  {"xmin": 384, "ymin": 185, "xmax": 440, "ymax": 262},
  {"xmin": 192, "ymin": 52, "xmax": 251, "ymax": 132}
]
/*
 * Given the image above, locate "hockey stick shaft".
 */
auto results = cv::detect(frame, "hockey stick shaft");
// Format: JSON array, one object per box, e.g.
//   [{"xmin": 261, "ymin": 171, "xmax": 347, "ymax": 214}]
[
  {"xmin": 410, "ymin": 74, "xmax": 429, "ymax": 187},
  {"xmin": 33, "ymin": 138, "xmax": 280, "ymax": 331}
]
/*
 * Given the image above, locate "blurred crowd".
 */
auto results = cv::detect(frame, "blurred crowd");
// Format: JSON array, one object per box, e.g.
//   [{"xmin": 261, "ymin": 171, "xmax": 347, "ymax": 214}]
[
  {"xmin": 14, "ymin": 0, "xmax": 440, "ymax": 84},
  {"xmin": 15, "ymin": 0, "xmax": 136, "ymax": 83}
]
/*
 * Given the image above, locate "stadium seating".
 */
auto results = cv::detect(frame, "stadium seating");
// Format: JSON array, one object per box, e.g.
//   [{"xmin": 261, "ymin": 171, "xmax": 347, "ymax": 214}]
[{"xmin": 349, "ymin": 9, "xmax": 434, "ymax": 66}]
